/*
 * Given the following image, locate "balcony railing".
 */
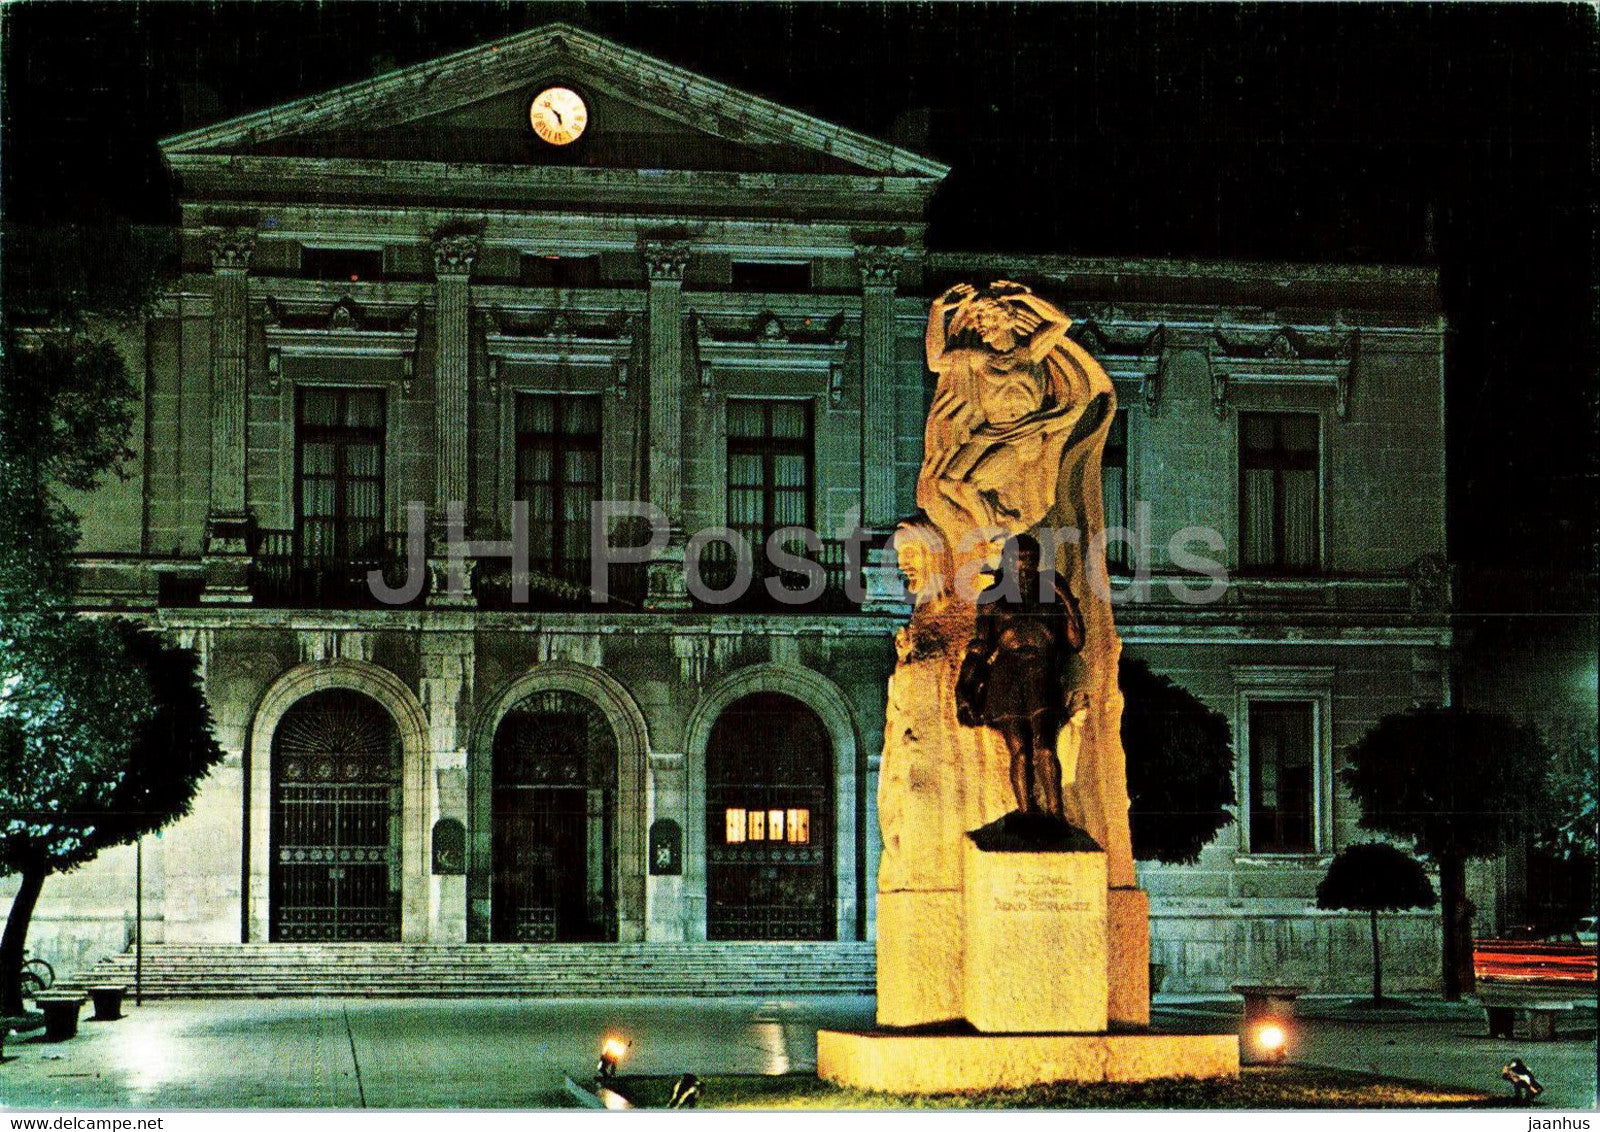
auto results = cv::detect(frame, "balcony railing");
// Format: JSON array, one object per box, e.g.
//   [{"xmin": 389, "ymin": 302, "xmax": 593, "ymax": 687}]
[
  {"xmin": 248, "ymin": 530, "xmax": 424, "ymax": 609},
  {"xmin": 474, "ymin": 555, "xmax": 647, "ymax": 612},
  {"xmin": 690, "ymin": 537, "xmax": 861, "ymax": 614}
]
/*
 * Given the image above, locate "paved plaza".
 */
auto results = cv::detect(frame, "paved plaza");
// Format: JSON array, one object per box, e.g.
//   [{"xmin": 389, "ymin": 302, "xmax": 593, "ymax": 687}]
[{"xmin": 0, "ymin": 996, "xmax": 1594, "ymax": 1110}]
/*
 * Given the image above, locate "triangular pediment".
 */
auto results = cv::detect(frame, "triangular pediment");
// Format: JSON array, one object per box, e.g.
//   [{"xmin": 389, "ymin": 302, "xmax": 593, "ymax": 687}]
[{"xmin": 160, "ymin": 23, "xmax": 947, "ymax": 181}]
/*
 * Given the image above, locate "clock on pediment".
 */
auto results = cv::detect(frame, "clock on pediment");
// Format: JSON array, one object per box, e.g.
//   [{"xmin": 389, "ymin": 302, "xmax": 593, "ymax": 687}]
[{"xmin": 529, "ymin": 85, "xmax": 589, "ymax": 146}]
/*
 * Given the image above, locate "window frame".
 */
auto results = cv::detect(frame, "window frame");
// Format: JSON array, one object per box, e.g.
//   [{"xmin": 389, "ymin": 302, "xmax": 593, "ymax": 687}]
[
  {"xmin": 723, "ymin": 396, "xmax": 816, "ymax": 545},
  {"xmin": 1237, "ymin": 410, "xmax": 1323, "ymax": 575},
  {"xmin": 293, "ymin": 386, "xmax": 388, "ymax": 562},
  {"xmin": 512, "ymin": 392, "xmax": 604, "ymax": 573},
  {"xmin": 1233, "ymin": 666, "xmax": 1335, "ymax": 860}
]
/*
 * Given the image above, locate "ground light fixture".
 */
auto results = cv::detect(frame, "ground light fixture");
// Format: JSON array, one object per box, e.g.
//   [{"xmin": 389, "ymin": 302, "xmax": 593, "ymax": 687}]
[
  {"xmin": 1254, "ymin": 1022, "xmax": 1289, "ymax": 1064},
  {"xmin": 1501, "ymin": 1058, "xmax": 1544, "ymax": 1103},
  {"xmin": 596, "ymin": 1036, "xmax": 630, "ymax": 1082}
]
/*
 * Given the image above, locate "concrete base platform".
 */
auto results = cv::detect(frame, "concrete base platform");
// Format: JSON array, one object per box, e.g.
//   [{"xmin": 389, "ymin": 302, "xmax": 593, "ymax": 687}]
[{"xmin": 817, "ymin": 1028, "xmax": 1240, "ymax": 1094}]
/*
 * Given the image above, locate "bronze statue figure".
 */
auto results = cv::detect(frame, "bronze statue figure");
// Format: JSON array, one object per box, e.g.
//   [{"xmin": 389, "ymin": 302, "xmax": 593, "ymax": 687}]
[{"xmin": 956, "ymin": 533, "xmax": 1087, "ymax": 822}]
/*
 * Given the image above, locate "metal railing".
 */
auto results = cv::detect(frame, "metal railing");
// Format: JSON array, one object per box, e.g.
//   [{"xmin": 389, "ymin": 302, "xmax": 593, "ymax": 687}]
[
  {"xmin": 248, "ymin": 530, "xmax": 423, "ymax": 608},
  {"xmin": 690, "ymin": 537, "xmax": 861, "ymax": 614}
]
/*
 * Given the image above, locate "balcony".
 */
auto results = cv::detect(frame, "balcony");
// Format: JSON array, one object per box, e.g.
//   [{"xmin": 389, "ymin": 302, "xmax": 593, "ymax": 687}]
[
  {"xmin": 248, "ymin": 530, "xmax": 423, "ymax": 609},
  {"xmin": 474, "ymin": 556, "xmax": 647, "ymax": 612},
  {"xmin": 690, "ymin": 538, "xmax": 862, "ymax": 615}
]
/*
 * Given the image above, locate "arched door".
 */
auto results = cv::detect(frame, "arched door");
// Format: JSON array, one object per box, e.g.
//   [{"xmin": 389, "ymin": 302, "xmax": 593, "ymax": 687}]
[
  {"xmin": 270, "ymin": 689, "xmax": 402, "ymax": 941},
  {"xmin": 491, "ymin": 690, "xmax": 618, "ymax": 942},
  {"xmin": 707, "ymin": 692, "xmax": 836, "ymax": 940}
]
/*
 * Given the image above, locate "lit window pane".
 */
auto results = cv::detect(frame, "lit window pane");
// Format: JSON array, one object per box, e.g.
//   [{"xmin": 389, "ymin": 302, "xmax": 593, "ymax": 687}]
[
  {"xmin": 725, "ymin": 808, "xmax": 746, "ymax": 844},
  {"xmin": 767, "ymin": 809, "xmax": 784, "ymax": 841},
  {"xmin": 747, "ymin": 809, "xmax": 766, "ymax": 841},
  {"xmin": 786, "ymin": 808, "xmax": 810, "ymax": 845}
]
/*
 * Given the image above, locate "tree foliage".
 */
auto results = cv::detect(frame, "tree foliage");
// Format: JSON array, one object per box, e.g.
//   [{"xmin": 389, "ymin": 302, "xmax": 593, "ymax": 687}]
[
  {"xmin": 1317, "ymin": 842, "xmax": 1436, "ymax": 915},
  {"xmin": 1537, "ymin": 719, "xmax": 1599, "ymax": 861},
  {"xmin": 1341, "ymin": 707, "xmax": 1553, "ymax": 859},
  {"xmin": 1341, "ymin": 706, "xmax": 1553, "ymax": 1000},
  {"xmin": 1120, "ymin": 658, "xmax": 1237, "ymax": 865},
  {"xmin": 1317, "ymin": 841, "xmax": 1436, "ymax": 1004}
]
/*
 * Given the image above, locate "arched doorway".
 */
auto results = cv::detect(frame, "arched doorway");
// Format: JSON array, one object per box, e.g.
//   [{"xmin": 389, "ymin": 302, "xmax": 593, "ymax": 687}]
[
  {"xmin": 491, "ymin": 690, "xmax": 618, "ymax": 942},
  {"xmin": 706, "ymin": 693, "xmax": 836, "ymax": 940},
  {"xmin": 270, "ymin": 688, "xmax": 402, "ymax": 941}
]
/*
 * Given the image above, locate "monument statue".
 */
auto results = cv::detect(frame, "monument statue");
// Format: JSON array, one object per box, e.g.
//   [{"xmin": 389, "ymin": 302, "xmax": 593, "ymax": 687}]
[
  {"xmin": 956, "ymin": 533, "xmax": 1088, "ymax": 823},
  {"xmin": 818, "ymin": 280, "xmax": 1239, "ymax": 1091}
]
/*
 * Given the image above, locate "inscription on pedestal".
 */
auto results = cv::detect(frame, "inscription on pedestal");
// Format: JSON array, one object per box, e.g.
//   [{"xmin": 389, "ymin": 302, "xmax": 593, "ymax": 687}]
[{"xmin": 963, "ymin": 841, "xmax": 1108, "ymax": 1034}]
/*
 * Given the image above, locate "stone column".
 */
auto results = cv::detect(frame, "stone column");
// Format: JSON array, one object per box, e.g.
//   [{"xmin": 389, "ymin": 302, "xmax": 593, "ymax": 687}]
[
  {"xmin": 641, "ymin": 239, "xmax": 691, "ymax": 610},
  {"xmin": 201, "ymin": 229, "xmax": 256, "ymax": 603},
  {"xmin": 856, "ymin": 246, "xmax": 903, "ymax": 532},
  {"xmin": 429, "ymin": 234, "xmax": 478, "ymax": 605}
]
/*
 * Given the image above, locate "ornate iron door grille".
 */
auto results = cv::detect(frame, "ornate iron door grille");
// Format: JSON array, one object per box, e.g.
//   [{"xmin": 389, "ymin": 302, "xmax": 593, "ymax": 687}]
[
  {"xmin": 707, "ymin": 692, "xmax": 836, "ymax": 941},
  {"xmin": 270, "ymin": 689, "xmax": 402, "ymax": 941},
  {"xmin": 491, "ymin": 691, "xmax": 618, "ymax": 942}
]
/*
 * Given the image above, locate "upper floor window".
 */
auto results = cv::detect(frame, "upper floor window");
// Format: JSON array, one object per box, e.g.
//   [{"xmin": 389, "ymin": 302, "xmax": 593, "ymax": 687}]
[
  {"xmin": 726, "ymin": 399, "xmax": 813, "ymax": 544},
  {"xmin": 1247, "ymin": 700, "xmax": 1316, "ymax": 854},
  {"xmin": 1239, "ymin": 412, "xmax": 1319, "ymax": 573},
  {"xmin": 730, "ymin": 261, "xmax": 811, "ymax": 293},
  {"xmin": 520, "ymin": 254, "xmax": 601, "ymax": 288},
  {"xmin": 515, "ymin": 394, "xmax": 601, "ymax": 573},
  {"xmin": 296, "ymin": 388, "xmax": 385, "ymax": 561},
  {"xmin": 1103, "ymin": 409, "xmax": 1129, "ymax": 570},
  {"xmin": 301, "ymin": 247, "xmax": 384, "ymax": 283}
]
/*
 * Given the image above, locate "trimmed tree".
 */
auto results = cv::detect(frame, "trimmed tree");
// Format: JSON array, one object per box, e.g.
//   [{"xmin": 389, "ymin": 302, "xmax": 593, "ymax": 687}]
[
  {"xmin": 1341, "ymin": 707, "xmax": 1553, "ymax": 1000},
  {"xmin": 1, "ymin": 294, "xmax": 221, "ymax": 1013},
  {"xmin": 1120, "ymin": 658, "xmax": 1237, "ymax": 865},
  {"xmin": 1316, "ymin": 842, "xmax": 1437, "ymax": 1005}
]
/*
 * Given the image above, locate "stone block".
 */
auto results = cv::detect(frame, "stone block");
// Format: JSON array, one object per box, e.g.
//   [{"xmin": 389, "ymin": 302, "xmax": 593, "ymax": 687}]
[
  {"xmin": 877, "ymin": 890, "xmax": 963, "ymax": 1028},
  {"xmin": 817, "ymin": 1029, "xmax": 1239, "ymax": 1093},
  {"xmin": 962, "ymin": 840, "xmax": 1107, "ymax": 1034},
  {"xmin": 1107, "ymin": 886, "xmax": 1150, "ymax": 1027}
]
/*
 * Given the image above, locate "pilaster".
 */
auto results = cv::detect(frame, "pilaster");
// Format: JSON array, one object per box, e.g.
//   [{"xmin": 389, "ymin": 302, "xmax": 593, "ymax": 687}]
[
  {"xmin": 857, "ymin": 245, "xmax": 903, "ymax": 531},
  {"xmin": 201, "ymin": 228, "xmax": 256, "ymax": 603},
  {"xmin": 642, "ymin": 238, "xmax": 692, "ymax": 610},
  {"xmin": 430, "ymin": 234, "xmax": 479, "ymax": 605}
]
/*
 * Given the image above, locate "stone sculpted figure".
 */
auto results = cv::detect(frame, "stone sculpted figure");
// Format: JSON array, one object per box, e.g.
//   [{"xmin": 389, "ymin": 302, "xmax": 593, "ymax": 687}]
[
  {"xmin": 955, "ymin": 534, "xmax": 1087, "ymax": 823},
  {"xmin": 919, "ymin": 281, "xmax": 1104, "ymax": 556}
]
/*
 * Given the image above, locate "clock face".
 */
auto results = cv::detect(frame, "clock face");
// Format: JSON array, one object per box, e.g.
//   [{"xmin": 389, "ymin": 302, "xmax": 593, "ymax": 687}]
[{"xmin": 529, "ymin": 86, "xmax": 589, "ymax": 146}]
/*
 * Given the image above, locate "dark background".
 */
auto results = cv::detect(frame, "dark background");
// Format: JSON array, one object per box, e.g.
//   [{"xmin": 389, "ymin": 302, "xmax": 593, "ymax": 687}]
[{"xmin": 3, "ymin": 2, "xmax": 1594, "ymax": 579}]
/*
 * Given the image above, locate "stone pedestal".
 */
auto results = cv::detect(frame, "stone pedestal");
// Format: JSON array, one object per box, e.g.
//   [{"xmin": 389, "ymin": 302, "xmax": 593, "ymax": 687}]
[
  {"xmin": 1108, "ymin": 886, "xmax": 1151, "ymax": 1027},
  {"xmin": 817, "ymin": 1030, "xmax": 1241, "ymax": 1094},
  {"xmin": 963, "ymin": 839, "xmax": 1107, "ymax": 1034},
  {"xmin": 877, "ymin": 890, "xmax": 963, "ymax": 1027}
]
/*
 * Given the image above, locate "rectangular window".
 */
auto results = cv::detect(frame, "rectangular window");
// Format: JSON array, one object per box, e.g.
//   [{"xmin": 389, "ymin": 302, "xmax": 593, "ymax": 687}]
[
  {"xmin": 301, "ymin": 247, "xmax": 384, "ymax": 283},
  {"xmin": 295, "ymin": 387, "xmax": 386, "ymax": 561},
  {"xmin": 726, "ymin": 399, "xmax": 813, "ymax": 545},
  {"xmin": 1240, "ymin": 412, "xmax": 1320, "ymax": 573},
  {"xmin": 730, "ymin": 261, "xmax": 811, "ymax": 292},
  {"xmin": 1248, "ymin": 700, "xmax": 1316, "ymax": 853},
  {"xmin": 514, "ymin": 394, "xmax": 602, "ymax": 575},
  {"xmin": 520, "ymin": 254, "xmax": 601, "ymax": 288},
  {"xmin": 1102, "ymin": 409, "xmax": 1129, "ymax": 570}
]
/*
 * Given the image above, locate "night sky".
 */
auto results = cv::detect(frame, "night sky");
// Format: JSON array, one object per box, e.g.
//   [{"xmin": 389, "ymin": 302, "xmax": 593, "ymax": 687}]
[{"xmin": 3, "ymin": 2, "xmax": 1594, "ymax": 579}]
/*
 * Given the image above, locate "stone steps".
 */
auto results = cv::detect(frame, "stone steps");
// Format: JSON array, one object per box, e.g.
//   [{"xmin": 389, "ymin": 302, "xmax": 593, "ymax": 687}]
[{"xmin": 89, "ymin": 942, "xmax": 877, "ymax": 998}]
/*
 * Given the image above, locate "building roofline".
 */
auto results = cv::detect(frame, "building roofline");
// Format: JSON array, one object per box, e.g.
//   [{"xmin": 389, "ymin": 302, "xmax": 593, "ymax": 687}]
[
  {"xmin": 927, "ymin": 250, "xmax": 1440, "ymax": 293},
  {"xmin": 158, "ymin": 22, "xmax": 951, "ymax": 182}
]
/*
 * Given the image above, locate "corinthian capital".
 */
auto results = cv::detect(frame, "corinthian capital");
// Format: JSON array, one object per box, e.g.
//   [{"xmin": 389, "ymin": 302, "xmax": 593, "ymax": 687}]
[
  {"xmin": 432, "ymin": 234, "xmax": 480, "ymax": 278},
  {"xmin": 209, "ymin": 230, "xmax": 256, "ymax": 273},
  {"xmin": 855, "ymin": 245, "xmax": 905, "ymax": 289},
  {"xmin": 641, "ymin": 239, "xmax": 691, "ymax": 283}
]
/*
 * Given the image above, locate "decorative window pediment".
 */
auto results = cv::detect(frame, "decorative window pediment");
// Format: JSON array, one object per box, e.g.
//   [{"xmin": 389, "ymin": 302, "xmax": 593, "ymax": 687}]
[
  {"xmin": 261, "ymin": 296, "xmax": 422, "ymax": 391},
  {"xmin": 480, "ymin": 307, "xmax": 639, "ymax": 396},
  {"xmin": 691, "ymin": 310, "xmax": 848, "ymax": 405},
  {"xmin": 1208, "ymin": 324, "xmax": 1360, "ymax": 419}
]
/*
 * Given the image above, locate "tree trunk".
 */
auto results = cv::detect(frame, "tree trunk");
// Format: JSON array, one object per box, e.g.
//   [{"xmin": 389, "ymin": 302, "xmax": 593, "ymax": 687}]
[
  {"xmin": 1, "ymin": 866, "xmax": 47, "ymax": 1015},
  {"xmin": 1437, "ymin": 854, "xmax": 1476, "ymax": 1000},
  {"xmin": 1369, "ymin": 907, "xmax": 1384, "ymax": 1005}
]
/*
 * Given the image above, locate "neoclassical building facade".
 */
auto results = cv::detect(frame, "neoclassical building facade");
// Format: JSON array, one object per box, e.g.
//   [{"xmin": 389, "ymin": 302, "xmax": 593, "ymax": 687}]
[{"xmin": 18, "ymin": 23, "xmax": 1450, "ymax": 991}]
